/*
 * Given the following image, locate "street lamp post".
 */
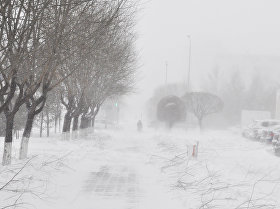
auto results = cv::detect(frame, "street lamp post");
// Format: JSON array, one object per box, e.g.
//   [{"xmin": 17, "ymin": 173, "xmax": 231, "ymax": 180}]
[
  {"xmin": 165, "ymin": 61, "xmax": 168, "ymax": 84},
  {"xmin": 187, "ymin": 35, "xmax": 191, "ymax": 91},
  {"xmin": 115, "ymin": 102, "xmax": 119, "ymax": 125}
]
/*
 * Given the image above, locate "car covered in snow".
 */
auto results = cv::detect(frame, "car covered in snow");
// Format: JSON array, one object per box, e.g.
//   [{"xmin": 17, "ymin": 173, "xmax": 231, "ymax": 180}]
[
  {"xmin": 242, "ymin": 120, "xmax": 280, "ymax": 140},
  {"xmin": 272, "ymin": 136, "xmax": 280, "ymax": 154},
  {"xmin": 271, "ymin": 127, "xmax": 280, "ymax": 154},
  {"xmin": 259, "ymin": 126, "xmax": 280, "ymax": 144}
]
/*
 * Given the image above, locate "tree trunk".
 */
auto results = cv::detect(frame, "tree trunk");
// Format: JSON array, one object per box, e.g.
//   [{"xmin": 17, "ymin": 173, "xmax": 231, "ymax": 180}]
[
  {"xmin": 62, "ymin": 112, "xmax": 72, "ymax": 140},
  {"xmin": 55, "ymin": 115, "xmax": 57, "ymax": 133},
  {"xmin": 168, "ymin": 121, "xmax": 173, "ymax": 129},
  {"xmin": 40, "ymin": 112, "xmax": 43, "ymax": 137},
  {"xmin": 87, "ymin": 118, "xmax": 90, "ymax": 128},
  {"xmin": 72, "ymin": 115, "xmax": 79, "ymax": 131},
  {"xmin": 19, "ymin": 111, "xmax": 35, "ymax": 159},
  {"xmin": 46, "ymin": 109, "xmax": 50, "ymax": 137},
  {"xmin": 14, "ymin": 130, "xmax": 19, "ymax": 139},
  {"xmin": 91, "ymin": 115, "xmax": 97, "ymax": 131},
  {"xmin": 72, "ymin": 115, "xmax": 79, "ymax": 139},
  {"xmin": 80, "ymin": 115, "xmax": 87, "ymax": 129},
  {"xmin": 62, "ymin": 112, "xmax": 72, "ymax": 133},
  {"xmin": 198, "ymin": 118, "xmax": 203, "ymax": 130},
  {"xmin": 2, "ymin": 114, "xmax": 15, "ymax": 166},
  {"xmin": 58, "ymin": 113, "xmax": 61, "ymax": 133}
]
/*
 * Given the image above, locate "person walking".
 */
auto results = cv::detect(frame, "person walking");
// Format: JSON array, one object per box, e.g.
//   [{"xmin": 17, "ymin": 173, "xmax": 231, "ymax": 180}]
[{"xmin": 137, "ymin": 120, "xmax": 143, "ymax": 132}]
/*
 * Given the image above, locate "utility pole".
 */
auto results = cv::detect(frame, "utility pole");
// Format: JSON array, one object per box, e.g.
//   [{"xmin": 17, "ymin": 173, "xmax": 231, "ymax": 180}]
[
  {"xmin": 187, "ymin": 35, "xmax": 191, "ymax": 91},
  {"xmin": 165, "ymin": 61, "xmax": 168, "ymax": 84},
  {"xmin": 115, "ymin": 101, "xmax": 119, "ymax": 125}
]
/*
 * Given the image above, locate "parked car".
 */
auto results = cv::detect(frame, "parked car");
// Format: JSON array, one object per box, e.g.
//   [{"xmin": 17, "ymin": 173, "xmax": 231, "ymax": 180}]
[
  {"xmin": 272, "ymin": 136, "xmax": 280, "ymax": 155},
  {"xmin": 259, "ymin": 129, "xmax": 275, "ymax": 144},
  {"xmin": 272, "ymin": 133, "xmax": 279, "ymax": 146},
  {"xmin": 271, "ymin": 127, "xmax": 280, "ymax": 154},
  {"xmin": 242, "ymin": 120, "xmax": 280, "ymax": 140},
  {"xmin": 242, "ymin": 121, "xmax": 261, "ymax": 139}
]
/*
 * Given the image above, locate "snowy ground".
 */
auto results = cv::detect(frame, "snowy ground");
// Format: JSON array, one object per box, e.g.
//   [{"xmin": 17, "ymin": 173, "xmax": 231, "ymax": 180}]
[{"xmin": 1, "ymin": 127, "xmax": 280, "ymax": 209}]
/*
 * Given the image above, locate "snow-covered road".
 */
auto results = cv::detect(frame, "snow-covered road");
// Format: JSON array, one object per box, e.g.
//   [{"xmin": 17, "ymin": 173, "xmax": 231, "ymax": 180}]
[
  {"xmin": 2, "ymin": 128, "xmax": 280, "ymax": 209},
  {"xmin": 42, "ymin": 130, "xmax": 187, "ymax": 209}
]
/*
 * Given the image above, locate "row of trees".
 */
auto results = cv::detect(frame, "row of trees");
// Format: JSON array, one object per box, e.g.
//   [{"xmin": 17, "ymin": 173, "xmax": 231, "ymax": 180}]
[
  {"xmin": 151, "ymin": 67, "xmax": 278, "ymax": 129},
  {"xmin": 156, "ymin": 92, "xmax": 223, "ymax": 129},
  {"xmin": 0, "ymin": 0, "xmax": 137, "ymax": 165},
  {"xmin": 146, "ymin": 83, "xmax": 186, "ymax": 123},
  {"xmin": 202, "ymin": 68, "xmax": 279, "ymax": 126}
]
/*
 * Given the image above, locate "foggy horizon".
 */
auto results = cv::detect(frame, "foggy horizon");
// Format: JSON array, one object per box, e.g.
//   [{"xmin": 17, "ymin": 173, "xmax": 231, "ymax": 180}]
[
  {"xmin": 1, "ymin": 1, "xmax": 280, "ymax": 208},
  {"xmin": 133, "ymin": 0, "xmax": 280, "ymax": 111}
]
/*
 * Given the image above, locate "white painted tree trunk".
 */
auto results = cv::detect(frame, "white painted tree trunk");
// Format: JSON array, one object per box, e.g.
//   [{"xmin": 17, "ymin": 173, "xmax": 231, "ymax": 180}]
[
  {"xmin": 62, "ymin": 132, "xmax": 70, "ymax": 140},
  {"xmin": 79, "ymin": 128, "xmax": 86, "ymax": 138},
  {"xmin": 72, "ymin": 130, "xmax": 78, "ymax": 140},
  {"xmin": 84, "ymin": 127, "xmax": 91, "ymax": 138},
  {"xmin": 19, "ymin": 137, "xmax": 29, "ymax": 160},
  {"xmin": 2, "ymin": 142, "xmax": 12, "ymax": 165}
]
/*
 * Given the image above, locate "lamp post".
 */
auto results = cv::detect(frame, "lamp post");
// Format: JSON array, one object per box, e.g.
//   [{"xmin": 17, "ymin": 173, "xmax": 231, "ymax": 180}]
[
  {"xmin": 165, "ymin": 61, "xmax": 168, "ymax": 84},
  {"xmin": 115, "ymin": 101, "xmax": 119, "ymax": 125},
  {"xmin": 187, "ymin": 35, "xmax": 191, "ymax": 91}
]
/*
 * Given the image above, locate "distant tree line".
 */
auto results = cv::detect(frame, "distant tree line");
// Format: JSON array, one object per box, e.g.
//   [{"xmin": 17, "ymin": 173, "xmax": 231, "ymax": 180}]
[
  {"xmin": 0, "ymin": 0, "xmax": 137, "ymax": 165},
  {"xmin": 146, "ymin": 83, "xmax": 186, "ymax": 123},
  {"xmin": 154, "ymin": 87, "xmax": 223, "ymax": 129},
  {"xmin": 202, "ymin": 68, "xmax": 279, "ymax": 126},
  {"xmin": 157, "ymin": 95, "xmax": 186, "ymax": 128},
  {"xmin": 149, "ymin": 67, "xmax": 279, "ymax": 129}
]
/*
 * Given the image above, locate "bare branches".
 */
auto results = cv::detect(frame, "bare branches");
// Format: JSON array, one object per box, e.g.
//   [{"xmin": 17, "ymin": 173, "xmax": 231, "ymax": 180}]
[
  {"xmin": 0, "ymin": 152, "xmax": 74, "ymax": 209},
  {"xmin": 0, "ymin": 0, "xmax": 138, "ymax": 164},
  {"xmin": 182, "ymin": 92, "xmax": 224, "ymax": 129},
  {"xmin": 154, "ymin": 137, "xmax": 280, "ymax": 209},
  {"xmin": 55, "ymin": 0, "xmax": 138, "ymax": 131},
  {"xmin": 0, "ymin": 156, "xmax": 36, "ymax": 191}
]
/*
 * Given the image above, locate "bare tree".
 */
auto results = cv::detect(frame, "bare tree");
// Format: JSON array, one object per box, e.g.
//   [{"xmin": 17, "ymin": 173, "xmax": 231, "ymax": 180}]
[
  {"xmin": 60, "ymin": 0, "xmax": 137, "ymax": 134},
  {"xmin": 157, "ymin": 95, "xmax": 186, "ymax": 128},
  {"xmin": 182, "ymin": 92, "xmax": 224, "ymax": 129},
  {"xmin": 0, "ymin": 0, "xmax": 54, "ymax": 165},
  {"xmin": 19, "ymin": 0, "xmax": 129, "ymax": 158}
]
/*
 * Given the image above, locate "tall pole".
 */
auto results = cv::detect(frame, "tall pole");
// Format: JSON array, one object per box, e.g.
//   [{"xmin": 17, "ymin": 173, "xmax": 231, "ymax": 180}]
[
  {"xmin": 165, "ymin": 61, "xmax": 168, "ymax": 84},
  {"xmin": 187, "ymin": 35, "xmax": 191, "ymax": 91}
]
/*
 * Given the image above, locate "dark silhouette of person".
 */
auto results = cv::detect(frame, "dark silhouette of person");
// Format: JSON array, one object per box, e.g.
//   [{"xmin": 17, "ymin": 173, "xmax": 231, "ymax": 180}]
[{"xmin": 137, "ymin": 120, "xmax": 143, "ymax": 132}]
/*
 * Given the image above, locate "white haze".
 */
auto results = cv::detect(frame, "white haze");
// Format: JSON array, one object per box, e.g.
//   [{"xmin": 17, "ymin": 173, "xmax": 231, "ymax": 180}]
[
  {"xmin": 3, "ymin": 1, "xmax": 280, "ymax": 208},
  {"xmin": 125, "ymin": 0, "xmax": 280, "ymax": 121}
]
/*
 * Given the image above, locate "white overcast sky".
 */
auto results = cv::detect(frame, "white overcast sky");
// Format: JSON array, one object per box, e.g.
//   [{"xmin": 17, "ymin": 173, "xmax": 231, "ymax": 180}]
[{"xmin": 124, "ymin": 0, "xmax": 280, "ymax": 120}]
